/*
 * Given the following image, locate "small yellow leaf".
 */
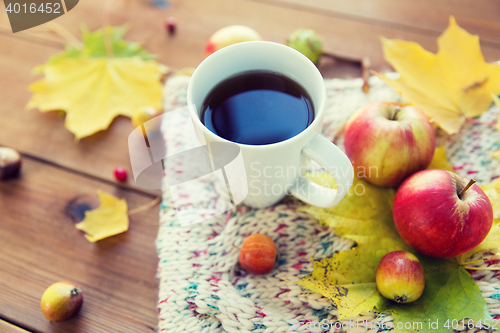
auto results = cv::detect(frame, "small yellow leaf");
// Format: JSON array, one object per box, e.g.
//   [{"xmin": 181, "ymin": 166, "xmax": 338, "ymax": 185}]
[
  {"xmin": 461, "ymin": 180, "xmax": 500, "ymax": 261},
  {"xmin": 483, "ymin": 180, "xmax": 500, "ymax": 220},
  {"xmin": 27, "ymin": 56, "xmax": 167, "ymax": 139},
  {"xmin": 75, "ymin": 190, "xmax": 129, "ymax": 242},
  {"xmin": 462, "ymin": 220, "xmax": 500, "ymax": 262},
  {"xmin": 375, "ymin": 17, "xmax": 500, "ymax": 134},
  {"xmin": 172, "ymin": 67, "xmax": 196, "ymax": 77},
  {"xmin": 490, "ymin": 148, "xmax": 500, "ymax": 163},
  {"xmin": 493, "ymin": 93, "xmax": 500, "ymax": 132},
  {"xmin": 427, "ymin": 146, "xmax": 455, "ymax": 172},
  {"xmin": 305, "ymin": 171, "xmax": 337, "ymax": 189}
]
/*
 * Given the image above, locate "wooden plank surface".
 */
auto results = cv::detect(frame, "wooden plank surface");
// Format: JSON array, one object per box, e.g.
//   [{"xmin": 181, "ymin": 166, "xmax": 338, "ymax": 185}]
[
  {"xmin": 2, "ymin": 0, "xmax": 500, "ymax": 188},
  {"xmin": 59, "ymin": 0, "xmax": 500, "ymax": 69},
  {"xmin": 0, "ymin": 320, "xmax": 30, "ymax": 333},
  {"xmin": 1, "ymin": 0, "xmax": 500, "ymax": 332},
  {"xmin": 254, "ymin": 0, "xmax": 500, "ymax": 46},
  {"xmin": 4, "ymin": 0, "xmax": 500, "ymax": 73},
  {"xmin": 0, "ymin": 157, "xmax": 159, "ymax": 333},
  {"xmin": 0, "ymin": 34, "xmax": 161, "ymax": 196},
  {"xmin": 2, "ymin": 0, "xmax": 500, "ymax": 187}
]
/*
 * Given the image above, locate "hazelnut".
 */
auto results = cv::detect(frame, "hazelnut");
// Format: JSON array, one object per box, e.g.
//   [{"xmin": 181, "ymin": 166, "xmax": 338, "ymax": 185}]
[{"xmin": 0, "ymin": 147, "xmax": 21, "ymax": 180}]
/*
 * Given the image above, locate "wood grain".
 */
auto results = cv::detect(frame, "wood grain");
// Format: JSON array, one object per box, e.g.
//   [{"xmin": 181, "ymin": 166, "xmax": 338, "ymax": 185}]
[
  {"xmin": 2, "ymin": 0, "xmax": 500, "ymax": 187},
  {"xmin": 4, "ymin": 0, "xmax": 500, "ymax": 73},
  {"xmin": 54, "ymin": 0, "xmax": 500, "ymax": 69},
  {"xmin": 1, "ymin": 0, "xmax": 500, "ymax": 331},
  {"xmin": 2, "ymin": 0, "xmax": 500, "ymax": 188},
  {"xmin": 0, "ymin": 157, "xmax": 159, "ymax": 333},
  {"xmin": 254, "ymin": 0, "xmax": 500, "ymax": 46},
  {"xmin": 0, "ymin": 320, "xmax": 30, "ymax": 333}
]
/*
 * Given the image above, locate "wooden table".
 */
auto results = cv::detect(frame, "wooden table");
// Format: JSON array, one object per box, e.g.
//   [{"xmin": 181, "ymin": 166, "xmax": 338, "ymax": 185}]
[{"xmin": 0, "ymin": 0, "xmax": 499, "ymax": 332}]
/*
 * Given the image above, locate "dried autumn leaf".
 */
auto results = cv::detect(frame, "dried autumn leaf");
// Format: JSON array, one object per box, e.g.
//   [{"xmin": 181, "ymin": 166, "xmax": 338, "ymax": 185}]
[
  {"xmin": 75, "ymin": 190, "xmax": 129, "ymax": 242},
  {"xmin": 376, "ymin": 17, "xmax": 500, "ymax": 135},
  {"xmin": 27, "ymin": 26, "xmax": 168, "ymax": 139},
  {"xmin": 491, "ymin": 150, "xmax": 500, "ymax": 163},
  {"xmin": 489, "ymin": 142, "xmax": 500, "ymax": 161},
  {"xmin": 483, "ymin": 179, "xmax": 500, "ymax": 220},
  {"xmin": 493, "ymin": 94, "xmax": 500, "ymax": 132}
]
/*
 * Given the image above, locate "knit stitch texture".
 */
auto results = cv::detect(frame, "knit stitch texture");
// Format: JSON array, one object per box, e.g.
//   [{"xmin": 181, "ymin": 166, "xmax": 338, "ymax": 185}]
[{"xmin": 157, "ymin": 74, "xmax": 500, "ymax": 333}]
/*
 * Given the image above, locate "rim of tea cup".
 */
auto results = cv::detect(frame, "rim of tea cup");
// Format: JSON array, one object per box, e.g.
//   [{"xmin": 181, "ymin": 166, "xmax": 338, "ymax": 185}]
[{"xmin": 187, "ymin": 40, "xmax": 326, "ymax": 149}]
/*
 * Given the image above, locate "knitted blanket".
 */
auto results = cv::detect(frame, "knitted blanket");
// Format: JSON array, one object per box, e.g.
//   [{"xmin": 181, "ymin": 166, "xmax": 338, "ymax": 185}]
[{"xmin": 157, "ymin": 74, "xmax": 500, "ymax": 333}]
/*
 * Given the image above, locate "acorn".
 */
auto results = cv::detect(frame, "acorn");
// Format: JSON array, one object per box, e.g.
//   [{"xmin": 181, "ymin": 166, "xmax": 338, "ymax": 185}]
[{"xmin": 0, "ymin": 147, "xmax": 21, "ymax": 180}]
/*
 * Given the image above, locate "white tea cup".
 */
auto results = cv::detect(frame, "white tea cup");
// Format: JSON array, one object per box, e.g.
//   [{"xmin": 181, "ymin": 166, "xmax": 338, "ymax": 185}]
[{"xmin": 187, "ymin": 41, "xmax": 354, "ymax": 208}]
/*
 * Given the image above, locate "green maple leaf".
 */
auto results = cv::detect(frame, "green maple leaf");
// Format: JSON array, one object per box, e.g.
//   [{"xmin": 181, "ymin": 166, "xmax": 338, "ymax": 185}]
[
  {"xmin": 380, "ymin": 257, "xmax": 491, "ymax": 333},
  {"xmin": 47, "ymin": 26, "xmax": 154, "ymax": 65}
]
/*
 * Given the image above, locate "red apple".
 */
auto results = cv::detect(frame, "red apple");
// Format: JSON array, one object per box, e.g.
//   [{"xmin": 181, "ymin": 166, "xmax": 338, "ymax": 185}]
[
  {"xmin": 205, "ymin": 25, "xmax": 261, "ymax": 57},
  {"xmin": 344, "ymin": 102, "xmax": 435, "ymax": 187},
  {"xmin": 376, "ymin": 251, "xmax": 425, "ymax": 303},
  {"xmin": 393, "ymin": 169, "xmax": 493, "ymax": 258}
]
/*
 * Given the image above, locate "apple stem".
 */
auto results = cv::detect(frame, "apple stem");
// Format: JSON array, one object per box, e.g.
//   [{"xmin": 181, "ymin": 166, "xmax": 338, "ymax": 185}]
[
  {"xmin": 390, "ymin": 106, "xmax": 401, "ymax": 120},
  {"xmin": 458, "ymin": 179, "xmax": 476, "ymax": 199}
]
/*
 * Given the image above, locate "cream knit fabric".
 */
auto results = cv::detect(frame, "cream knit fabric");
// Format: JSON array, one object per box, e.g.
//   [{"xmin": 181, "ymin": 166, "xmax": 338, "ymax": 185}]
[{"xmin": 157, "ymin": 75, "xmax": 500, "ymax": 333}]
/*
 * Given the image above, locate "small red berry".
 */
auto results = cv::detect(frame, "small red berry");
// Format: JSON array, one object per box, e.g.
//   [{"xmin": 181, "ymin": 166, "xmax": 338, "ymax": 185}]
[
  {"xmin": 239, "ymin": 234, "xmax": 277, "ymax": 274},
  {"xmin": 114, "ymin": 167, "xmax": 128, "ymax": 182},
  {"xmin": 165, "ymin": 17, "xmax": 176, "ymax": 35}
]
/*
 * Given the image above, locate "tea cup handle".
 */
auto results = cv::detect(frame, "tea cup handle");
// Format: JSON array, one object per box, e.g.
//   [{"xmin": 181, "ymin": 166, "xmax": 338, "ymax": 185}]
[{"xmin": 289, "ymin": 134, "xmax": 354, "ymax": 208}]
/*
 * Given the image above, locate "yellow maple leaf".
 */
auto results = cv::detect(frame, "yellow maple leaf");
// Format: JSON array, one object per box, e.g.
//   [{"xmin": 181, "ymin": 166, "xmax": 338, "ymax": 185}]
[
  {"xmin": 461, "ymin": 221, "xmax": 500, "ymax": 265},
  {"xmin": 297, "ymin": 177, "xmax": 411, "ymax": 318},
  {"xmin": 427, "ymin": 146, "xmax": 455, "ymax": 172},
  {"xmin": 75, "ymin": 190, "xmax": 129, "ymax": 242},
  {"xmin": 481, "ymin": 179, "xmax": 500, "ymax": 220},
  {"xmin": 375, "ymin": 17, "xmax": 500, "ymax": 135},
  {"xmin": 493, "ymin": 94, "xmax": 500, "ymax": 132},
  {"xmin": 27, "ymin": 56, "xmax": 167, "ymax": 139},
  {"xmin": 491, "ymin": 149, "xmax": 500, "ymax": 162},
  {"xmin": 492, "ymin": 186, "xmax": 500, "ymax": 220}
]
